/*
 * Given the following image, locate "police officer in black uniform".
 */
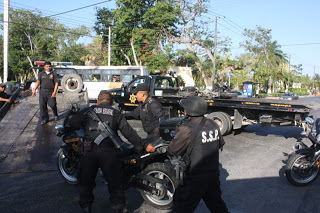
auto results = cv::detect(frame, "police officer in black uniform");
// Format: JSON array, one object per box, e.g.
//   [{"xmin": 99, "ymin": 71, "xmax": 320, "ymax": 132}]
[
  {"xmin": 124, "ymin": 83, "xmax": 164, "ymax": 141},
  {"xmin": 0, "ymin": 83, "xmax": 10, "ymax": 108},
  {"xmin": 168, "ymin": 96, "xmax": 229, "ymax": 213},
  {"xmin": 32, "ymin": 61, "xmax": 59, "ymax": 124},
  {"xmin": 68, "ymin": 91, "xmax": 155, "ymax": 213}
]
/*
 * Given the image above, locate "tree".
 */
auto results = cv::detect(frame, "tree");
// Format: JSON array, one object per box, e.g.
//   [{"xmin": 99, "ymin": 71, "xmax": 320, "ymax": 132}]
[
  {"xmin": 94, "ymin": 0, "xmax": 178, "ymax": 72},
  {"xmin": 241, "ymin": 26, "xmax": 288, "ymax": 93},
  {"xmin": 0, "ymin": 9, "xmax": 89, "ymax": 81},
  {"xmin": 163, "ymin": 0, "xmax": 232, "ymax": 88}
]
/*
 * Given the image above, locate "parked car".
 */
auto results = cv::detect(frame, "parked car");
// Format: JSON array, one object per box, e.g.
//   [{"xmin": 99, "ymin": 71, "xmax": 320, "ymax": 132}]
[{"xmin": 279, "ymin": 92, "xmax": 299, "ymax": 100}]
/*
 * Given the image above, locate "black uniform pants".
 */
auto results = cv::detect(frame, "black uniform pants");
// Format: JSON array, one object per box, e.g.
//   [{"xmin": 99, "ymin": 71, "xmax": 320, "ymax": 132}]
[
  {"xmin": 172, "ymin": 172, "xmax": 229, "ymax": 213},
  {"xmin": 79, "ymin": 147, "xmax": 125, "ymax": 210},
  {"xmin": 39, "ymin": 89, "xmax": 57, "ymax": 121}
]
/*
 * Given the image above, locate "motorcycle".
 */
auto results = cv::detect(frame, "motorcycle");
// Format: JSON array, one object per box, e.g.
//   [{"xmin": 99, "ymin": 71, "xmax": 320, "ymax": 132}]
[
  {"xmin": 55, "ymin": 104, "xmax": 178, "ymax": 209},
  {"xmin": 285, "ymin": 116, "xmax": 320, "ymax": 186}
]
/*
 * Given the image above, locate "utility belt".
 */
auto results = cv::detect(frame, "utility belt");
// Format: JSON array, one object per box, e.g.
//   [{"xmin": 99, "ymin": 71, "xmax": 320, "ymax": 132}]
[
  {"xmin": 40, "ymin": 88, "xmax": 54, "ymax": 92},
  {"xmin": 78, "ymin": 138, "xmax": 114, "ymax": 156},
  {"xmin": 171, "ymin": 155, "xmax": 191, "ymax": 185},
  {"xmin": 77, "ymin": 139, "xmax": 93, "ymax": 156}
]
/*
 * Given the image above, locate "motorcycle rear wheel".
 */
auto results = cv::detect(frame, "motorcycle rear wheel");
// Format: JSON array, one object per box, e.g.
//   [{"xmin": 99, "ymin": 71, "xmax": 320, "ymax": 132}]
[
  {"xmin": 285, "ymin": 153, "xmax": 320, "ymax": 186},
  {"xmin": 57, "ymin": 148, "xmax": 79, "ymax": 184},
  {"xmin": 140, "ymin": 162, "xmax": 178, "ymax": 210}
]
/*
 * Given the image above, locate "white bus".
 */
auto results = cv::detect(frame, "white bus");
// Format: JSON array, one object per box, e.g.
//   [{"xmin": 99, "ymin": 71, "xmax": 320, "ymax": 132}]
[{"xmin": 61, "ymin": 65, "xmax": 149, "ymax": 99}]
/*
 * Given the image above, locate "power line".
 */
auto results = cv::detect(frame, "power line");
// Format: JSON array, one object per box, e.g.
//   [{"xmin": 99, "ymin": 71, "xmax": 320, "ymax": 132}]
[
  {"xmin": 0, "ymin": 19, "xmax": 95, "ymax": 38},
  {"xmin": 0, "ymin": 3, "xmax": 95, "ymax": 28},
  {"xmin": 218, "ymin": 22, "xmax": 245, "ymax": 38},
  {"xmin": 44, "ymin": 1, "xmax": 111, "ymax": 18},
  {"xmin": 281, "ymin": 43, "xmax": 320, "ymax": 46},
  {"xmin": 10, "ymin": 1, "xmax": 96, "ymax": 22}
]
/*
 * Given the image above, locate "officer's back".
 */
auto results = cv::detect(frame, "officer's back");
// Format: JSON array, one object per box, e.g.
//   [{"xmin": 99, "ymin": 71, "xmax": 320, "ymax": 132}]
[{"xmin": 69, "ymin": 91, "xmax": 143, "ymax": 150}]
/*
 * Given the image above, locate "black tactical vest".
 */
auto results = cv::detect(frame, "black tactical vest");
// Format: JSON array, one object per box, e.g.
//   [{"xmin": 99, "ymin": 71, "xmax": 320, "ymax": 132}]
[
  {"xmin": 184, "ymin": 119, "xmax": 221, "ymax": 174},
  {"xmin": 87, "ymin": 104, "xmax": 119, "ymax": 147}
]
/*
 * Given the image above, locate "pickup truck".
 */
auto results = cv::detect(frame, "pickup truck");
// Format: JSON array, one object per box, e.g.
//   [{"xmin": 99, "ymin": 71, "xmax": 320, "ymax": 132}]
[{"xmin": 108, "ymin": 75, "xmax": 311, "ymax": 136}]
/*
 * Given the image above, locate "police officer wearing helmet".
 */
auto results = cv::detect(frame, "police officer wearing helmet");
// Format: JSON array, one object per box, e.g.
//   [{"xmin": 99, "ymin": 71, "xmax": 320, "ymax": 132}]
[
  {"xmin": 125, "ymin": 83, "xmax": 164, "ymax": 141},
  {"xmin": 168, "ymin": 96, "xmax": 229, "ymax": 213},
  {"xmin": 32, "ymin": 61, "xmax": 59, "ymax": 124},
  {"xmin": 68, "ymin": 91, "xmax": 155, "ymax": 213}
]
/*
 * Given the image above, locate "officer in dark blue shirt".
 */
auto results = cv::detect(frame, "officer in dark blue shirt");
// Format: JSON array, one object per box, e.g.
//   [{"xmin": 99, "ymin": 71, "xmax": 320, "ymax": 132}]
[
  {"xmin": 124, "ymin": 84, "xmax": 164, "ymax": 141},
  {"xmin": 32, "ymin": 61, "xmax": 59, "ymax": 124}
]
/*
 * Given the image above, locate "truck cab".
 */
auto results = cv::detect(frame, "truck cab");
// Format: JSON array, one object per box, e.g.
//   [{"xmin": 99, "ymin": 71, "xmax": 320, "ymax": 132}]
[{"xmin": 110, "ymin": 75, "xmax": 182, "ymax": 114}]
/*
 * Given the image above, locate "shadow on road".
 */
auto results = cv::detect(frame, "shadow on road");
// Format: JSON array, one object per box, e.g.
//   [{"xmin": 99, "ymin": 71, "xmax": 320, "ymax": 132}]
[
  {"xmin": 243, "ymin": 124, "xmax": 306, "ymax": 141},
  {"xmin": 1, "ymin": 164, "xmax": 320, "ymax": 213}
]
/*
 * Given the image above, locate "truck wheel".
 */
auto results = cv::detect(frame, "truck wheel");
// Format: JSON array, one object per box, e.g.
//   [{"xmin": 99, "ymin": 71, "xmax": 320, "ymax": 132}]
[
  {"xmin": 61, "ymin": 74, "xmax": 83, "ymax": 93},
  {"xmin": 220, "ymin": 112, "xmax": 232, "ymax": 133},
  {"xmin": 219, "ymin": 92, "xmax": 237, "ymax": 99},
  {"xmin": 207, "ymin": 112, "xmax": 229, "ymax": 135}
]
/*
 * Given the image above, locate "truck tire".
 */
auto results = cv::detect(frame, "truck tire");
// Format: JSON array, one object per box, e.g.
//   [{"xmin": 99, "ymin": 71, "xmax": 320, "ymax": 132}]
[
  {"xmin": 219, "ymin": 92, "xmax": 237, "ymax": 99},
  {"xmin": 61, "ymin": 74, "xmax": 83, "ymax": 93},
  {"xmin": 207, "ymin": 112, "xmax": 229, "ymax": 135},
  {"xmin": 220, "ymin": 112, "xmax": 232, "ymax": 133}
]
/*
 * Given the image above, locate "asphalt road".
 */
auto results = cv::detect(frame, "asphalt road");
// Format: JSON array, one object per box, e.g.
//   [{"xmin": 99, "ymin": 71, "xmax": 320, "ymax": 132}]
[{"xmin": 1, "ymin": 95, "xmax": 320, "ymax": 213}]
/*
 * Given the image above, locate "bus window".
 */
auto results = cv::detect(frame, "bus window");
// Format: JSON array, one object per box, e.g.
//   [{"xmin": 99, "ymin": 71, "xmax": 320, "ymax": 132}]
[
  {"xmin": 92, "ymin": 75, "xmax": 100, "ymax": 82},
  {"xmin": 101, "ymin": 74, "xmax": 111, "ymax": 82},
  {"xmin": 112, "ymin": 75, "xmax": 120, "ymax": 82}
]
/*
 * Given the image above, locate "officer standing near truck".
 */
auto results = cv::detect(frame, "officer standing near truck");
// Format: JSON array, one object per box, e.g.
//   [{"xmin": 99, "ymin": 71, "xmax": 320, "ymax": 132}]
[
  {"xmin": 124, "ymin": 83, "xmax": 164, "ymax": 141},
  {"xmin": 32, "ymin": 61, "xmax": 59, "ymax": 124},
  {"xmin": 168, "ymin": 96, "xmax": 229, "ymax": 213},
  {"xmin": 68, "ymin": 91, "xmax": 155, "ymax": 213}
]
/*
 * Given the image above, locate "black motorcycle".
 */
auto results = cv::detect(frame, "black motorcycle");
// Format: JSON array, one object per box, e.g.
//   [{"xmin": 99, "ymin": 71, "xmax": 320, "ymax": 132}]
[
  {"xmin": 285, "ymin": 117, "xmax": 320, "ymax": 186},
  {"xmin": 55, "ymin": 104, "xmax": 178, "ymax": 209}
]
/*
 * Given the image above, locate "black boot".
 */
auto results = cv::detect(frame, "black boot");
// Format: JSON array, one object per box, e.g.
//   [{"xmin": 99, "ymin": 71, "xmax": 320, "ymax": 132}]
[{"xmin": 80, "ymin": 203, "xmax": 92, "ymax": 213}]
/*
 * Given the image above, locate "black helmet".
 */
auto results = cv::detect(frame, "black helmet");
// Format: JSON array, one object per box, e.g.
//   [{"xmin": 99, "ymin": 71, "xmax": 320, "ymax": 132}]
[{"xmin": 180, "ymin": 96, "xmax": 207, "ymax": 116}]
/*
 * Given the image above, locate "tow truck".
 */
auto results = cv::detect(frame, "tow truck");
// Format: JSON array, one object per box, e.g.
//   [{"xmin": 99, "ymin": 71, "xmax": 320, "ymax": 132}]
[{"xmin": 108, "ymin": 73, "xmax": 311, "ymax": 136}]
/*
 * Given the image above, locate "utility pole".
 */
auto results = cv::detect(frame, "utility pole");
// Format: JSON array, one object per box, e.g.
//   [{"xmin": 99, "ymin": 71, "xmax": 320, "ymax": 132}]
[
  {"xmin": 313, "ymin": 65, "xmax": 315, "ymax": 89},
  {"xmin": 212, "ymin": 17, "xmax": 218, "ymax": 90},
  {"xmin": 287, "ymin": 56, "xmax": 290, "ymax": 92},
  {"xmin": 108, "ymin": 26, "xmax": 111, "ymax": 66},
  {"xmin": 3, "ymin": 0, "xmax": 9, "ymax": 83}
]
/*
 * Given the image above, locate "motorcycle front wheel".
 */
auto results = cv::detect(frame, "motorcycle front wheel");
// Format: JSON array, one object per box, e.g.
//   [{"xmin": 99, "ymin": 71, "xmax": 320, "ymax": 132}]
[
  {"xmin": 57, "ymin": 148, "xmax": 79, "ymax": 184},
  {"xmin": 285, "ymin": 153, "xmax": 320, "ymax": 186},
  {"xmin": 140, "ymin": 162, "xmax": 178, "ymax": 210}
]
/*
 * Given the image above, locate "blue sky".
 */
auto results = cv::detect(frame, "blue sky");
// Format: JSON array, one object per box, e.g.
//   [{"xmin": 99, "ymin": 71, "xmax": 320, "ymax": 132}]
[{"xmin": 4, "ymin": 0, "xmax": 320, "ymax": 76}]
